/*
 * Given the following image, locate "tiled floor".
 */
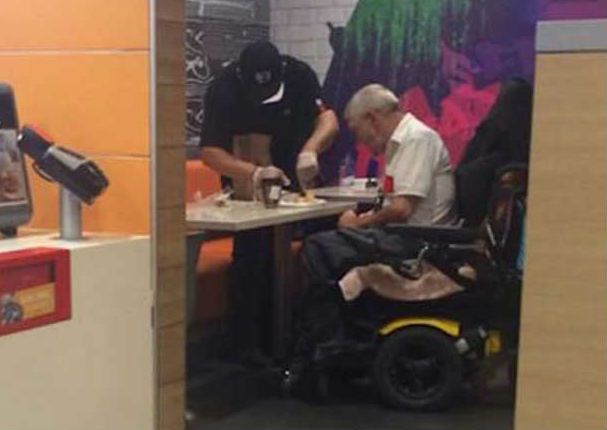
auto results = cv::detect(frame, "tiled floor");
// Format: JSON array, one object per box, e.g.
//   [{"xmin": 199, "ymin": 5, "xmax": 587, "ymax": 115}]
[
  {"xmin": 188, "ymin": 398, "xmax": 512, "ymax": 430},
  {"xmin": 186, "ymin": 364, "xmax": 514, "ymax": 430}
]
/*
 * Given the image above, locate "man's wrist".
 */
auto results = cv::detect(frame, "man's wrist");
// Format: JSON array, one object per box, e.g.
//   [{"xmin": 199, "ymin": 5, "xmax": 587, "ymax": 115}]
[
  {"xmin": 244, "ymin": 163, "xmax": 258, "ymax": 181},
  {"xmin": 300, "ymin": 141, "xmax": 319, "ymax": 155}
]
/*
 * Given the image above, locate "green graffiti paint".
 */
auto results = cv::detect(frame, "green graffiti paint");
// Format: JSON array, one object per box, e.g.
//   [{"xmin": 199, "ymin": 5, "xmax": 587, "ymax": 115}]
[{"xmin": 338, "ymin": 0, "xmax": 488, "ymax": 92}]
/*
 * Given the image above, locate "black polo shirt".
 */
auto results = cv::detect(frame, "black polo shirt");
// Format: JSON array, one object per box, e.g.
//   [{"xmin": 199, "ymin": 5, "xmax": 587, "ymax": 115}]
[{"xmin": 200, "ymin": 56, "xmax": 327, "ymax": 181}]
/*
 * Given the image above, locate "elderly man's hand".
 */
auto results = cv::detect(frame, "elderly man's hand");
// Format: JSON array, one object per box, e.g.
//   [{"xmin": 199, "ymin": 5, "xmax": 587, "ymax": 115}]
[{"xmin": 338, "ymin": 209, "xmax": 361, "ymax": 228}]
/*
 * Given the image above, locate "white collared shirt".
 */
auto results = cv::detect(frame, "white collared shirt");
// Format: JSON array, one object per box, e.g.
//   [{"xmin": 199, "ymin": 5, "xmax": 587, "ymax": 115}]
[{"xmin": 384, "ymin": 113, "xmax": 456, "ymax": 226}]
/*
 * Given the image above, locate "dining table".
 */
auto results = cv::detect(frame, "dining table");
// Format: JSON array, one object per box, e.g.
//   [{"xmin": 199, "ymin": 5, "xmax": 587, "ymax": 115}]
[
  {"xmin": 186, "ymin": 197, "xmax": 355, "ymax": 359},
  {"xmin": 312, "ymin": 184, "xmax": 380, "ymax": 204}
]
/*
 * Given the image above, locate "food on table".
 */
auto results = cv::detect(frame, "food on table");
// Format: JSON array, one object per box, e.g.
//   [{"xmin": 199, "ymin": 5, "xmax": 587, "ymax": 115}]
[{"xmin": 293, "ymin": 190, "xmax": 315, "ymax": 203}]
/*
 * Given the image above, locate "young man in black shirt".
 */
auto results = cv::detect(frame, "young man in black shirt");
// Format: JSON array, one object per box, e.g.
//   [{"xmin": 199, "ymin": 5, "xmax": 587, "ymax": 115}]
[{"xmin": 200, "ymin": 41, "xmax": 338, "ymax": 365}]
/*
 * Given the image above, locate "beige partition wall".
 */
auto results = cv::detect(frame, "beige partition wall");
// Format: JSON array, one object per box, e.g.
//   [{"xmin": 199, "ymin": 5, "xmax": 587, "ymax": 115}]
[
  {"xmin": 0, "ymin": 236, "xmax": 154, "ymax": 430},
  {"xmin": 515, "ymin": 20, "xmax": 607, "ymax": 430},
  {"xmin": 154, "ymin": 0, "xmax": 186, "ymax": 429}
]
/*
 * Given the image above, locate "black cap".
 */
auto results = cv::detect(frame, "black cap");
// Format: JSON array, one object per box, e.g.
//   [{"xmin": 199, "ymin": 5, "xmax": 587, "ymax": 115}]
[{"xmin": 239, "ymin": 41, "xmax": 284, "ymax": 104}]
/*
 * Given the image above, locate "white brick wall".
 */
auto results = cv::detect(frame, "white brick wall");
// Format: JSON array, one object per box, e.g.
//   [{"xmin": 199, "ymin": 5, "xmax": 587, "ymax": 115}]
[{"xmin": 270, "ymin": 0, "xmax": 358, "ymax": 83}]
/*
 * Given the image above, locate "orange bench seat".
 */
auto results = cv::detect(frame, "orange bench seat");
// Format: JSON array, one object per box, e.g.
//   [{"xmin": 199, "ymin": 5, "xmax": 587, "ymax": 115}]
[{"xmin": 187, "ymin": 160, "xmax": 233, "ymax": 323}]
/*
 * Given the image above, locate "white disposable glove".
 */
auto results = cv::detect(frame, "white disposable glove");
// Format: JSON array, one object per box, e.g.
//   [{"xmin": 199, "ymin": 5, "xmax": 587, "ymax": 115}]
[
  {"xmin": 251, "ymin": 165, "xmax": 290, "ymax": 201},
  {"xmin": 296, "ymin": 150, "xmax": 319, "ymax": 190}
]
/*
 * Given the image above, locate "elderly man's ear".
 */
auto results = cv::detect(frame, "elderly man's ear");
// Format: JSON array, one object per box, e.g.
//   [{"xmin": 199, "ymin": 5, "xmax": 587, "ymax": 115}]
[
  {"xmin": 363, "ymin": 111, "xmax": 376, "ymax": 123},
  {"xmin": 365, "ymin": 111, "xmax": 383, "ymax": 128}
]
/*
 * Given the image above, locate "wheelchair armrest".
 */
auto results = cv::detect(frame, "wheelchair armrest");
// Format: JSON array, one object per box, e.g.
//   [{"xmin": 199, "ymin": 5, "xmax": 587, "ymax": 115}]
[{"xmin": 383, "ymin": 223, "xmax": 481, "ymax": 243}]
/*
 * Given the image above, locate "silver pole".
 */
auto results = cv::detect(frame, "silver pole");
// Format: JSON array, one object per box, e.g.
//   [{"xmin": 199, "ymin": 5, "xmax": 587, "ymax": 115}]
[{"xmin": 60, "ymin": 187, "xmax": 82, "ymax": 240}]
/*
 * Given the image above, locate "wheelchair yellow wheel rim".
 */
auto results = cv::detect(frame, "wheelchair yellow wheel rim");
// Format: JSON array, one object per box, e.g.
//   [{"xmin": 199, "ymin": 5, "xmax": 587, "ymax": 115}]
[{"xmin": 379, "ymin": 318, "xmax": 460, "ymax": 338}]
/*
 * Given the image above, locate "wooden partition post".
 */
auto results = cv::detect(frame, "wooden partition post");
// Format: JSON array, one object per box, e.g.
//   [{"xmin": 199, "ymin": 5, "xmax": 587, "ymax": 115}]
[
  {"xmin": 153, "ymin": 0, "xmax": 186, "ymax": 429},
  {"xmin": 515, "ymin": 20, "xmax": 607, "ymax": 430}
]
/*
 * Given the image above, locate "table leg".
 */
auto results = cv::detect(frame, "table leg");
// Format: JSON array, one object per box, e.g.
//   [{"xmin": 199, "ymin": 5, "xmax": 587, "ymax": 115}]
[
  {"xmin": 186, "ymin": 231, "xmax": 206, "ymax": 326},
  {"xmin": 272, "ymin": 223, "xmax": 293, "ymax": 360}
]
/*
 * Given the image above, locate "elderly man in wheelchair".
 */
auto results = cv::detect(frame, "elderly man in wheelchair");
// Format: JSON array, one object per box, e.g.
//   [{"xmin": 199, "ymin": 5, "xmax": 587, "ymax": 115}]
[{"xmin": 284, "ymin": 82, "xmax": 530, "ymax": 411}]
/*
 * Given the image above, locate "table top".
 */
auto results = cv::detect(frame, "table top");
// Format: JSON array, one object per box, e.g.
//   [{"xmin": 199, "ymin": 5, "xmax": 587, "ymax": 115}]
[
  {"xmin": 313, "ymin": 185, "xmax": 379, "ymax": 203},
  {"xmin": 186, "ymin": 199, "xmax": 354, "ymax": 232}
]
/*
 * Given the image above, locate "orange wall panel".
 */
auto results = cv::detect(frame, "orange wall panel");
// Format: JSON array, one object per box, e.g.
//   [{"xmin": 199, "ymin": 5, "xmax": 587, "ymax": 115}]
[
  {"xmin": 25, "ymin": 156, "xmax": 150, "ymax": 234},
  {"xmin": 0, "ymin": 0, "xmax": 149, "ymax": 50},
  {"xmin": 0, "ymin": 53, "xmax": 149, "ymax": 156},
  {"xmin": 0, "ymin": 1, "xmax": 152, "ymax": 235}
]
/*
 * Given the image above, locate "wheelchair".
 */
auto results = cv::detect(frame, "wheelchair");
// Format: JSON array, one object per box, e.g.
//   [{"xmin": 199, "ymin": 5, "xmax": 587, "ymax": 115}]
[{"xmin": 305, "ymin": 164, "xmax": 527, "ymax": 411}]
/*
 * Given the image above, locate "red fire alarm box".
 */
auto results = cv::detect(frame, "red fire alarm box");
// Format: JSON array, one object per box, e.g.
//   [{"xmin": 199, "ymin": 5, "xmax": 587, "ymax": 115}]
[{"xmin": 0, "ymin": 247, "xmax": 70, "ymax": 337}]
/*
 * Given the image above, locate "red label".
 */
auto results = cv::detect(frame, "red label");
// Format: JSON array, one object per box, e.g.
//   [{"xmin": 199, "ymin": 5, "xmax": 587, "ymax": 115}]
[
  {"xmin": 0, "ymin": 247, "xmax": 70, "ymax": 337},
  {"xmin": 0, "ymin": 263, "xmax": 52, "ymax": 290},
  {"xmin": 383, "ymin": 175, "xmax": 394, "ymax": 193}
]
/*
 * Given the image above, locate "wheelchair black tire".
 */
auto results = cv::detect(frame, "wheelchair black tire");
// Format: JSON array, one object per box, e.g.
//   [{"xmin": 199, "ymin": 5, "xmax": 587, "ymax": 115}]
[{"xmin": 373, "ymin": 326, "xmax": 463, "ymax": 411}]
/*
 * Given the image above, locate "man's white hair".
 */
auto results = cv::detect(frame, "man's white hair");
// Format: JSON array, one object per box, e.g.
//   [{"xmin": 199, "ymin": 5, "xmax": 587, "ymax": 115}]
[{"xmin": 344, "ymin": 84, "xmax": 400, "ymax": 121}]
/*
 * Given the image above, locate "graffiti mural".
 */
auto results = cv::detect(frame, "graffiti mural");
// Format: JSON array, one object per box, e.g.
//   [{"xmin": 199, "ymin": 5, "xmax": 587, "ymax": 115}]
[
  {"xmin": 185, "ymin": 21, "xmax": 220, "ymax": 145},
  {"xmin": 186, "ymin": 0, "xmax": 269, "ymax": 147},
  {"xmin": 321, "ymin": 0, "xmax": 539, "ymax": 180}
]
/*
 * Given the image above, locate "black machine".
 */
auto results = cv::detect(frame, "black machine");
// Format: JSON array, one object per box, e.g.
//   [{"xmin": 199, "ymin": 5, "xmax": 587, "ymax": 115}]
[
  {"xmin": 17, "ymin": 125, "xmax": 109, "ymax": 240},
  {"xmin": 0, "ymin": 83, "xmax": 32, "ymax": 238},
  {"xmin": 0, "ymin": 81, "xmax": 109, "ymax": 239},
  {"xmin": 18, "ymin": 126, "xmax": 109, "ymax": 205},
  {"xmin": 295, "ymin": 164, "xmax": 527, "ymax": 411}
]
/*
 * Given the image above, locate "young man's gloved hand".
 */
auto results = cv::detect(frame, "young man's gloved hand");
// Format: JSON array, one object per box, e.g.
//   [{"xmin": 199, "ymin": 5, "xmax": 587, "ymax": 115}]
[
  {"xmin": 252, "ymin": 165, "xmax": 290, "ymax": 201},
  {"xmin": 296, "ymin": 150, "xmax": 319, "ymax": 189}
]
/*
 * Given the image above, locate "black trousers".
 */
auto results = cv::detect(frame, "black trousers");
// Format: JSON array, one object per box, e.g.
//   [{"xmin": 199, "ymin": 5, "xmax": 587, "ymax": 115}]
[
  {"xmin": 229, "ymin": 219, "xmax": 339, "ymax": 357},
  {"xmin": 230, "ymin": 228, "xmax": 274, "ymax": 355},
  {"xmin": 291, "ymin": 228, "xmax": 422, "ymax": 362}
]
